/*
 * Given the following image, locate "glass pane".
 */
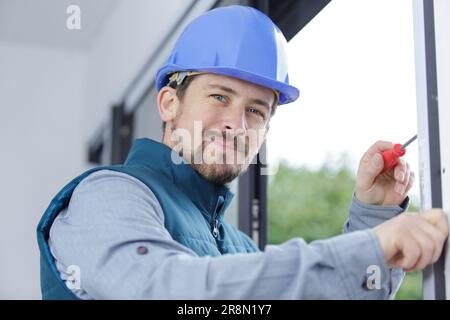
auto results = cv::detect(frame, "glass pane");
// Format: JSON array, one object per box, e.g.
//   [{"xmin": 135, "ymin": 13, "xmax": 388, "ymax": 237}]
[{"xmin": 267, "ymin": 0, "xmax": 420, "ymax": 299}]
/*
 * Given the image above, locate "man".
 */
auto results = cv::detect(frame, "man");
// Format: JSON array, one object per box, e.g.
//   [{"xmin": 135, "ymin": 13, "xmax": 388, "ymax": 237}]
[{"xmin": 37, "ymin": 5, "xmax": 448, "ymax": 299}]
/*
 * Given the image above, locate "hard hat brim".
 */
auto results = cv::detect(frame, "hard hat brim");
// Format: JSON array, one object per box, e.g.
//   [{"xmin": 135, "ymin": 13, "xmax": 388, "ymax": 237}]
[{"xmin": 156, "ymin": 64, "xmax": 300, "ymax": 105}]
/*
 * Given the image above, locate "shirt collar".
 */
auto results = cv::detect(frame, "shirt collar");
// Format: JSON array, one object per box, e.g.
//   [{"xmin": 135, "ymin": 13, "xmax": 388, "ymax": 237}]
[{"xmin": 124, "ymin": 138, "xmax": 235, "ymax": 223}]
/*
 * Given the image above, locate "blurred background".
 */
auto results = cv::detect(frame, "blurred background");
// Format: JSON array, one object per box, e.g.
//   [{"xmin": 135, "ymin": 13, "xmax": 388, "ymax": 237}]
[{"xmin": 0, "ymin": 0, "xmax": 443, "ymax": 299}]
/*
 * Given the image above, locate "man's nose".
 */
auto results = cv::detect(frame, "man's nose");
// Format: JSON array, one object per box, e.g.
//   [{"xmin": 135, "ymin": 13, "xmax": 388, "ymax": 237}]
[{"xmin": 221, "ymin": 107, "xmax": 247, "ymax": 132}]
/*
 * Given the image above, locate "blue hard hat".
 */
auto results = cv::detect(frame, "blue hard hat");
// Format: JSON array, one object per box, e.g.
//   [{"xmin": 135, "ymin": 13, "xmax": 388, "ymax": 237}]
[{"xmin": 155, "ymin": 5, "xmax": 299, "ymax": 105}]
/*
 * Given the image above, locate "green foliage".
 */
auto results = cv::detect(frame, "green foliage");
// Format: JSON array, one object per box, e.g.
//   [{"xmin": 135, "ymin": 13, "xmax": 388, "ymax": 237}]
[
  {"xmin": 267, "ymin": 158, "xmax": 421, "ymax": 299},
  {"xmin": 396, "ymin": 272, "xmax": 422, "ymax": 300},
  {"xmin": 268, "ymin": 159, "xmax": 354, "ymax": 244}
]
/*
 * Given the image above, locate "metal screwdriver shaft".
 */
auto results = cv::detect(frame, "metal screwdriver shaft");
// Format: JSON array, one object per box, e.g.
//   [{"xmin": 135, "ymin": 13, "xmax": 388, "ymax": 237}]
[{"xmin": 400, "ymin": 134, "xmax": 418, "ymax": 150}]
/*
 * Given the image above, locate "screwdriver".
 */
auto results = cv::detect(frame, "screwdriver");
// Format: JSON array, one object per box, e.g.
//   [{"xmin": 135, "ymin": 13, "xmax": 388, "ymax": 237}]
[{"xmin": 381, "ymin": 134, "xmax": 417, "ymax": 174}]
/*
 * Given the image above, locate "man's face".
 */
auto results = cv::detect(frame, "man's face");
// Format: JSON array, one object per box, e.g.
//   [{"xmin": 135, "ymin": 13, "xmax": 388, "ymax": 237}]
[{"xmin": 158, "ymin": 73, "xmax": 275, "ymax": 185}]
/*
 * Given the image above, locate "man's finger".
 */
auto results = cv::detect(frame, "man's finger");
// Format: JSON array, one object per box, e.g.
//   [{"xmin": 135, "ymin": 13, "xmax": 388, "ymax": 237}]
[
  {"xmin": 361, "ymin": 140, "xmax": 394, "ymax": 162},
  {"xmin": 404, "ymin": 171, "xmax": 415, "ymax": 194},
  {"xmin": 393, "ymin": 160, "xmax": 408, "ymax": 194},
  {"xmin": 357, "ymin": 141, "xmax": 394, "ymax": 190},
  {"xmin": 413, "ymin": 217, "xmax": 447, "ymax": 263},
  {"xmin": 394, "ymin": 160, "xmax": 408, "ymax": 183},
  {"xmin": 422, "ymin": 209, "xmax": 449, "ymax": 236},
  {"xmin": 397, "ymin": 233, "xmax": 421, "ymax": 270},
  {"xmin": 407, "ymin": 224, "xmax": 435, "ymax": 271},
  {"xmin": 402, "ymin": 162, "xmax": 411, "ymax": 185}
]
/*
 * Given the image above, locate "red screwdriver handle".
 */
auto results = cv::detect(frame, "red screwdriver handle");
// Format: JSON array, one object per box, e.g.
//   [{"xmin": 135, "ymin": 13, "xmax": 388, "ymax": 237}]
[{"xmin": 381, "ymin": 144, "xmax": 406, "ymax": 174}]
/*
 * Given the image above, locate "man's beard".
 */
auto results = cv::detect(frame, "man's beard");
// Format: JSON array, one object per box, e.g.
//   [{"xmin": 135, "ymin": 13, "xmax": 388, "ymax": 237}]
[
  {"xmin": 171, "ymin": 120, "xmax": 250, "ymax": 186},
  {"xmin": 190, "ymin": 132, "xmax": 250, "ymax": 186},
  {"xmin": 190, "ymin": 149, "xmax": 246, "ymax": 186}
]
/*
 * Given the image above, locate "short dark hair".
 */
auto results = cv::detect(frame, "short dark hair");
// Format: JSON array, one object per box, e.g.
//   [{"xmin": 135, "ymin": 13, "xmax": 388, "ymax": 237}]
[
  {"xmin": 161, "ymin": 74, "xmax": 278, "ymax": 136},
  {"xmin": 161, "ymin": 74, "xmax": 198, "ymax": 134}
]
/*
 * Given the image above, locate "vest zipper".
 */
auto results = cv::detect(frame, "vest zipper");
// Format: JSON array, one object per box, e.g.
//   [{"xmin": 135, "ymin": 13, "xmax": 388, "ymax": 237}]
[
  {"xmin": 212, "ymin": 218, "xmax": 219, "ymax": 238},
  {"xmin": 212, "ymin": 196, "xmax": 224, "ymax": 239}
]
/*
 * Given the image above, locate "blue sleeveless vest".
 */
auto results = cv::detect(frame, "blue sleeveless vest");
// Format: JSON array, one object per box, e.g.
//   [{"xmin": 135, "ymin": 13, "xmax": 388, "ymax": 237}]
[{"xmin": 36, "ymin": 138, "xmax": 259, "ymax": 299}]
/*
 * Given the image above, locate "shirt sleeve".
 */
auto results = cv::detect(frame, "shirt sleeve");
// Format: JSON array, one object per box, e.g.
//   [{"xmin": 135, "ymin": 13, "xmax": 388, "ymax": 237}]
[
  {"xmin": 344, "ymin": 192, "xmax": 410, "ymax": 232},
  {"xmin": 49, "ymin": 170, "xmax": 395, "ymax": 299},
  {"xmin": 343, "ymin": 192, "xmax": 409, "ymax": 299}
]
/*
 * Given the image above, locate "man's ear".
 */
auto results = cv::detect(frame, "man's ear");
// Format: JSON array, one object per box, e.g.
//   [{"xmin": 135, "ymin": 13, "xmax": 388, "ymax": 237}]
[{"xmin": 157, "ymin": 86, "xmax": 180, "ymax": 123}]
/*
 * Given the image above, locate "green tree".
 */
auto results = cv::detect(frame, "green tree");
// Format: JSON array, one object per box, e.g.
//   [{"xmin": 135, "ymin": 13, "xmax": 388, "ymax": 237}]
[{"xmin": 268, "ymin": 158, "xmax": 421, "ymax": 299}]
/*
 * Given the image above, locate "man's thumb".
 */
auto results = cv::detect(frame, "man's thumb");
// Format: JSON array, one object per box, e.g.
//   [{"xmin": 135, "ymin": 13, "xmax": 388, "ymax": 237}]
[
  {"xmin": 357, "ymin": 153, "xmax": 384, "ymax": 190},
  {"xmin": 371, "ymin": 153, "xmax": 384, "ymax": 171}
]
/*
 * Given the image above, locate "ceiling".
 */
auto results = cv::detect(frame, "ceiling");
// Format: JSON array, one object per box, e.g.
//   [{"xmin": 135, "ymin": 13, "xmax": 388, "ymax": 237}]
[{"xmin": 0, "ymin": 0, "xmax": 118, "ymax": 50}]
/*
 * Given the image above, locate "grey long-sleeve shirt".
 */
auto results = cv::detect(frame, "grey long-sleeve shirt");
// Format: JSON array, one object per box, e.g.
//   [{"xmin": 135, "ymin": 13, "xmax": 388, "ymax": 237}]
[{"xmin": 48, "ymin": 169, "xmax": 407, "ymax": 299}]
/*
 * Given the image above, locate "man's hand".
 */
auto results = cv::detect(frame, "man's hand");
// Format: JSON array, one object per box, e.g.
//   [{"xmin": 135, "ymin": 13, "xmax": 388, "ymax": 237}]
[
  {"xmin": 355, "ymin": 141, "xmax": 414, "ymax": 206},
  {"xmin": 374, "ymin": 209, "xmax": 449, "ymax": 272}
]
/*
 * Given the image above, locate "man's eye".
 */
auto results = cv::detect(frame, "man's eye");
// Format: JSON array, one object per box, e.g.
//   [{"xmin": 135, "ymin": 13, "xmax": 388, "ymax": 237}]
[
  {"xmin": 248, "ymin": 107, "xmax": 266, "ymax": 120},
  {"xmin": 211, "ymin": 94, "xmax": 226, "ymax": 103}
]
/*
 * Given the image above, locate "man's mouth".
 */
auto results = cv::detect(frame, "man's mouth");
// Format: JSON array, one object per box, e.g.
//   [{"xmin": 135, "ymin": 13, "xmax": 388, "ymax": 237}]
[{"xmin": 212, "ymin": 140, "xmax": 236, "ymax": 152}]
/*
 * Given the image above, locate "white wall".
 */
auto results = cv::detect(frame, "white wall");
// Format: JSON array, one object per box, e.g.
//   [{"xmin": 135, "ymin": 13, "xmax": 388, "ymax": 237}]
[
  {"xmin": 0, "ymin": 0, "xmax": 202, "ymax": 299},
  {"xmin": 0, "ymin": 43, "xmax": 86, "ymax": 299},
  {"xmin": 82, "ymin": 0, "xmax": 194, "ymax": 147}
]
